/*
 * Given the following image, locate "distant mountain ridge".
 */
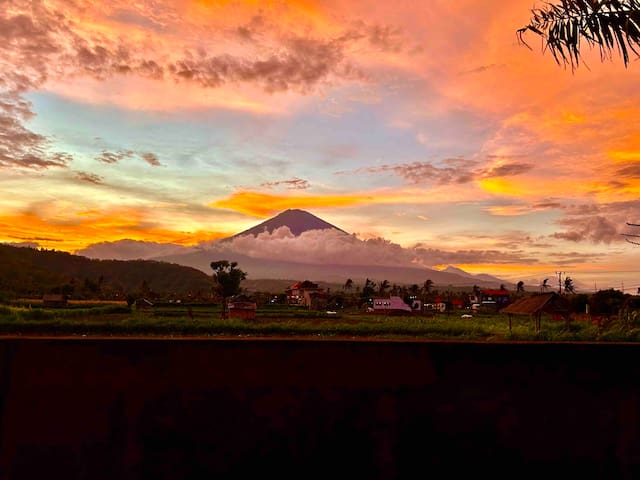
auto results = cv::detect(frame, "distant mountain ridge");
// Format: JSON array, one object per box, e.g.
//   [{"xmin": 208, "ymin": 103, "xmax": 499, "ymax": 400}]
[
  {"xmin": 154, "ymin": 248, "xmax": 512, "ymax": 288},
  {"xmin": 0, "ymin": 244, "xmax": 213, "ymax": 297},
  {"xmin": 442, "ymin": 266, "xmax": 506, "ymax": 285},
  {"xmin": 226, "ymin": 209, "xmax": 347, "ymax": 239}
]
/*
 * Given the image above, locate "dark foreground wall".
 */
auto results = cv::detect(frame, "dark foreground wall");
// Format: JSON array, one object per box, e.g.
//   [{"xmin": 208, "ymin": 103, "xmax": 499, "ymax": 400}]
[{"xmin": 1, "ymin": 338, "xmax": 640, "ymax": 479}]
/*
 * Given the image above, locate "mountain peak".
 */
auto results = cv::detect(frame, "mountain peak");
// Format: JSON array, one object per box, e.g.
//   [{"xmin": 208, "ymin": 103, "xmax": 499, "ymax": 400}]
[
  {"xmin": 443, "ymin": 265, "xmax": 471, "ymax": 276},
  {"xmin": 228, "ymin": 209, "xmax": 348, "ymax": 239}
]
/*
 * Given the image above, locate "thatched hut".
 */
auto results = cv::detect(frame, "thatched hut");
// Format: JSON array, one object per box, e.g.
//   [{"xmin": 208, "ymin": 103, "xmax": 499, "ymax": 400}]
[{"xmin": 500, "ymin": 293, "xmax": 570, "ymax": 333}]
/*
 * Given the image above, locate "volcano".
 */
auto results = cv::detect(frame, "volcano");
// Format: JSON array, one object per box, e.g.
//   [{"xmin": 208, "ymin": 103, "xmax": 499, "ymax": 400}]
[
  {"xmin": 80, "ymin": 208, "xmax": 512, "ymax": 288},
  {"xmin": 227, "ymin": 209, "xmax": 347, "ymax": 239}
]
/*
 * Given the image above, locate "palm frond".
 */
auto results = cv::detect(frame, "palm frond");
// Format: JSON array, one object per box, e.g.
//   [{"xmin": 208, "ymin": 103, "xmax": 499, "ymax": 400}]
[
  {"xmin": 518, "ymin": 0, "xmax": 640, "ymax": 68},
  {"xmin": 622, "ymin": 222, "xmax": 640, "ymax": 244}
]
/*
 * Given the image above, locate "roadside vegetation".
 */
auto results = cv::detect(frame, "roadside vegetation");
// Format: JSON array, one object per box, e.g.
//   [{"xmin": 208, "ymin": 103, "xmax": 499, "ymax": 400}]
[{"xmin": 1, "ymin": 300, "xmax": 639, "ymax": 342}]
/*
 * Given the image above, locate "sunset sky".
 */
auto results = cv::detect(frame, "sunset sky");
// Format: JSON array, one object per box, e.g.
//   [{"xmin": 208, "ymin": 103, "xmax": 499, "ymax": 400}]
[{"xmin": 2, "ymin": 0, "xmax": 640, "ymax": 290}]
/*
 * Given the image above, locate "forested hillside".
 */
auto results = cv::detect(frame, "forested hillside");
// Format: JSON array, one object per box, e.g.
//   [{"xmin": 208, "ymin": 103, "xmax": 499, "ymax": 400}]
[{"xmin": 0, "ymin": 245, "xmax": 214, "ymax": 300}]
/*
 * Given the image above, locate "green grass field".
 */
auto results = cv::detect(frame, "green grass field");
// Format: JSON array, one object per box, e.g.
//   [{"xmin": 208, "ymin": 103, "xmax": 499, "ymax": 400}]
[{"xmin": 0, "ymin": 300, "xmax": 637, "ymax": 342}]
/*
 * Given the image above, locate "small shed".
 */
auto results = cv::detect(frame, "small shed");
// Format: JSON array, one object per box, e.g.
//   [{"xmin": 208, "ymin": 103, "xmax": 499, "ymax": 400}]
[
  {"xmin": 500, "ymin": 292, "xmax": 570, "ymax": 333},
  {"xmin": 228, "ymin": 301, "xmax": 257, "ymax": 320},
  {"xmin": 42, "ymin": 294, "xmax": 68, "ymax": 308}
]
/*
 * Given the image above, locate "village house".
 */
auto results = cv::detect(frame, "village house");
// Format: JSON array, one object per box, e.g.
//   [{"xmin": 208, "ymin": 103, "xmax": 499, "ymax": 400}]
[
  {"xmin": 480, "ymin": 289, "xmax": 511, "ymax": 308},
  {"xmin": 285, "ymin": 280, "xmax": 326, "ymax": 307},
  {"xmin": 372, "ymin": 296, "xmax": 412, "ymax": 315}
]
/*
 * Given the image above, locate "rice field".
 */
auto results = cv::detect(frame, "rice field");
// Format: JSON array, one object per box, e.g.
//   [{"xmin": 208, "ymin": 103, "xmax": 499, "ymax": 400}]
[{"xmin": 0, "ymin": 301, "xmax": 636, "ymax": 342}]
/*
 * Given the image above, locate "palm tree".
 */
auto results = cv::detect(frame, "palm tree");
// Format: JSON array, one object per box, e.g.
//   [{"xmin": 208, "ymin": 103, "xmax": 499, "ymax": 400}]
[
  {"xmin": 622, "ymin": 222, "xmax": 640, "ymax": 245},
  {"xmin": 541, "ymin": 278, "xmax": 550, "ymax": 292},
  {"xmin": 516, "ymin": 281, "xmax": 525, "ymax": 293},
  {"xmin": 378, "ymin": 280, "xmax": 390, "ymax": 296},
  {"xmin": 361, "ymin": 278, "xmax": 376, "ymax": 300},
  {"xmin": 518, "ymin": 0, "xmax": 640, "ymax": 69}
]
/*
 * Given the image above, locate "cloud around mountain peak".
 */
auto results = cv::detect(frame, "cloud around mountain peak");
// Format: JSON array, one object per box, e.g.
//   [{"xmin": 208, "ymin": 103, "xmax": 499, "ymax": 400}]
[{"xmin": 77, "ymin": 209, "xmax": 516, "ymax": 286}]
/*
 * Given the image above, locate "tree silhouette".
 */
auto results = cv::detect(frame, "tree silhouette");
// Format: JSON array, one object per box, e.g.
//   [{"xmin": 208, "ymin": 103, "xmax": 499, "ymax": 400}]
[
  {"xmin": 516, "ymin": 281, "xmax": 525, "ymax": 293},
  {"xmin": 564, "ymin": 276, "xmax": 576, "ymax": 293},
  {"xmin": 378, "ymin": 279, "xmax": 391, "ymax": 296},
  {"xmin": 210, "ymin": 260, "xmax": 247, "ymax": 319},
  {"xmin": 344, "ymin": 278, "xmax": 353, "ymax": 291},
  {"xmin": 541, "ymin": 278, "xmax": 550, "ymax": 292},
  {"xmin": 518, "ymin": 0, "xmax": 640, "ymax": 69},
  {"xmin": 622, "ymin": 222, "xmax": 640, "ymax": 244},
  {"xmin": 361, "ymin": 278, "xmax": 377, "ymax": 300}
]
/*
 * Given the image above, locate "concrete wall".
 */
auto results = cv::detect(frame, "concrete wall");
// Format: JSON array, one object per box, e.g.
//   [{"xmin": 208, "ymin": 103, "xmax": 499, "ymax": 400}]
[{"xmin": 1, "ymin": 338, "xmax": 640, "ymax": 478}]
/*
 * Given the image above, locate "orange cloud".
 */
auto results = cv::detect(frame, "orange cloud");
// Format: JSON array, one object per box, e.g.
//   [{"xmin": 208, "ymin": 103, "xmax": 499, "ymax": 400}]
[
  {"xmin": 0, "ymin": 211, "xmax": 227, "ymax": 252},
  {"xmin": 212, "ymin": 191, "xmax": 371, "ymax": 217}
]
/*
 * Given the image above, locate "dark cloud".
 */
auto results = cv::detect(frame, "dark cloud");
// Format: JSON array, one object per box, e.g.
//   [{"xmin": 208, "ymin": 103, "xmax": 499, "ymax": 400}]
[
  {"xmin": 74, "ymin": 171, "xmax": 104, "ymax": 185},
  {"xmin": 140, "ymin": 152, "xmax": 163, "ymax": 167},
  {"xmin": 551, "ymin": 200, "xmax": 640, "ymax": 244},
  {"xmin": 95, "ymin": 150, "xmax": 162, "ymax": 167},
  {"xmin": 339, "ymin": 158, "xmax": 533, "ymax": 185},
  {"xmin": 169, "ymin": 34, "xmax": 363, "ymax": 93},
  {"xmin": 532, "ymin": 201, "xmax": 564, "ymax": 209},
  {"xmin": 9, "ymin": 233, "xmax": 59, "ymax": 241},
  {"xmin": 343, "ymin": 21, "xmax": 406, "ymax": 53},
  {"xmin": 260, "ymin": 177, "xmax": 310, "ymax": 190},
  {"xmin": 234, "ymin": 15, "xmax": 266, "ymax": 42},
  {"xmin": 553, "ymin": 215, "xmax": 621, "ymax": 243},
  {"xmin": 366, "ymin": 24, "xmax": 404, "ymax": 52},
  {"xmin": 0, "ymin": 89, "xmax": 72, "ymax": 169},
  {"xmin": 339, "ymin": 158, "xmax": 478, "ymax": 185},
  {"xmin": 95, "ymin": 150, "xmax": 134, "ymax": 164},
  {"xmin": 482, "ymin": 162, "xmax": 533, "ymax": 178},
  {"xmin": 461, "ymin": 64, "xmax": 506, "ymax": 75},
  {"xmin": 616, "ymin": 164, "xmax": 640, "ymax": 178},
  {"xmin": 563, "ymin": 203, "xmax": 601, "ymax": 215}
]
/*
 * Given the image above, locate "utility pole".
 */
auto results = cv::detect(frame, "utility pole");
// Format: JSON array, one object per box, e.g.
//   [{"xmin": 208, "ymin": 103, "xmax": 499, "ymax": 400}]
[{"xmin": 556, "ymin": 271, "xmax": 564, "ymax": 294}]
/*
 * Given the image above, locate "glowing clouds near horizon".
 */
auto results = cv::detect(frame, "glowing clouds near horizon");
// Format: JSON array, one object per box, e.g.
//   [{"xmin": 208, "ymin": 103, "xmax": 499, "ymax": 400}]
[
  {"xmin": 0, "ymin": 210, "xmax": 227, "ymax": 252},
  {"xmin": 211, "ymin": 191, "xmax": 371, "ymax": 217}
]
